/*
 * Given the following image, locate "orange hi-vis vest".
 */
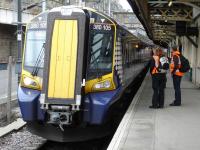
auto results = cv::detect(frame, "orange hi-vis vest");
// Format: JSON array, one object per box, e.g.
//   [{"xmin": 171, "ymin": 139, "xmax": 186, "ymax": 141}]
[
  {"xmin": 170, "ymin": 51, "xmax": 184, "ymax": 76},
  {"xmin": 152, "ymin": 55, "xmax": 160, "ymax": 75}
]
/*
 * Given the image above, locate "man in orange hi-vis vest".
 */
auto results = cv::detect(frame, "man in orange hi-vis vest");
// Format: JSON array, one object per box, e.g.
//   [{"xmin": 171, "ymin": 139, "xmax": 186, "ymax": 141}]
[
  {"xmin": 169, "ymin": 45, "xmax": 184, "ymax": 106},
  {"xmin": 149, "ymin": 48, "xmax": 167, "ymax": 109}
]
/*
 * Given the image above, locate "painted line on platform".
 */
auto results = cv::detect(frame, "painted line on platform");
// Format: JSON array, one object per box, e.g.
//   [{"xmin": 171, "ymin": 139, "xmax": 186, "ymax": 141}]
[{"xmin": 107, "ymin": 75, "xmax": 148, "ymax": 150}]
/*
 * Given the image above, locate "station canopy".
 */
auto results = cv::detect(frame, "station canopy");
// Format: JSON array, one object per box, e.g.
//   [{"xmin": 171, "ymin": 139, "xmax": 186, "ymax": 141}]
[{"xmin": 128, "ymin": 0, "xmax": 200, "ymax": 47}]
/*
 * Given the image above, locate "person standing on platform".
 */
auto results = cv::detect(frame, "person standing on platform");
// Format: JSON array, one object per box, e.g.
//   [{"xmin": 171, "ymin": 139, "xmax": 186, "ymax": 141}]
[
  {"xmin": 149, "ymin": 48, "xmax": 168, "ymax": 109},
  {"xmin": 158, "ymin": 49, "xmax": 168, "ymax": 89},
  {"xmin": 169, "ymin": 45, "xmax": 184, "ymax": 106}
]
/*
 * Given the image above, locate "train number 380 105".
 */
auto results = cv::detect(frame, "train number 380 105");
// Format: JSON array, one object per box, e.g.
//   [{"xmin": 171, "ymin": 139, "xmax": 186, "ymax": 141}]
[{"xmin": 93, "ymin": 24, "xmax": 112, "ymax": 31}]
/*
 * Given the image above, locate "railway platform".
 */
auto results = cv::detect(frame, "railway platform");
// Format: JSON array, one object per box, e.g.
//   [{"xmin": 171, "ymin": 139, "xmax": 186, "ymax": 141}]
[{"xmin": 108, "ymin": 73, "xmax": 200, "ymax": 150}]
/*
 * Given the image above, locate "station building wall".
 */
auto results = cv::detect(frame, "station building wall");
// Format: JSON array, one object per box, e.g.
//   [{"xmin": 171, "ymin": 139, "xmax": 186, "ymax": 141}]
[
  {"xmin": 181, "ymin": 17, "xmax": 200, "ymax": 87},
  {"xmin": 0, "ymin": 24, "xmax": 17, "ymax": 63}
]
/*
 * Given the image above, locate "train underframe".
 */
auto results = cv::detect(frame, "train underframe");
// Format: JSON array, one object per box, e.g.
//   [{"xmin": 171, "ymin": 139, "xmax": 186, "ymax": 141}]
[{"xmin": 18, "ymin": 65, "xmax": 148, "ymax": 142}]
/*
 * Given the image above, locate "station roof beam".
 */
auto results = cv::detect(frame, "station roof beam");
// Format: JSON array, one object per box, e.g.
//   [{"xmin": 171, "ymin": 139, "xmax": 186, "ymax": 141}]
[
  {"xmin": 128, "ymin": 0, "xmax": 200, "ymax": 47},
  {"xmin": 127, "ymin": 0, "xmax": 153, "ymax": 39},
  {"xmin": 150, "ymin": 7, "xmax": 193, "ymax": 22}
]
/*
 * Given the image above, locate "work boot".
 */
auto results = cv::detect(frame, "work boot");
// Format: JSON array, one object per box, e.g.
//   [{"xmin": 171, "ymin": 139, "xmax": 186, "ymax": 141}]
[
  {"xmin": 149, "ymin": 106, "xmax": 157, "ymax": 109},
  {"xmin": 169, "ymin": 103, "xmax": 181, "ymax": 106},
  {"xmin": 157, "ymin": 105, "xmax": 164, "ymax": 108}
]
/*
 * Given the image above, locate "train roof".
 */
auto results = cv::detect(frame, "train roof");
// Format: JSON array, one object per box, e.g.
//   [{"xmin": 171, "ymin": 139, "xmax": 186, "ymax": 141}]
[{"xmin": 29, "ymin": 6, "xmax": 153, "ymax": 46}]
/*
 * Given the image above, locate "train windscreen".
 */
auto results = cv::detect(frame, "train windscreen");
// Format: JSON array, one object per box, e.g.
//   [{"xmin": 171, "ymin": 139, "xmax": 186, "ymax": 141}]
[
  {"xmin": 87, "ymin": 24, "xmax": 114, "ymax": 80},
  {"xmin": 23, "ymin": 12, "xmax": 47, "ymax": 76},
  {"xmin": 24, "ymin": 29, "xmax": 46, "ymax": 68}
]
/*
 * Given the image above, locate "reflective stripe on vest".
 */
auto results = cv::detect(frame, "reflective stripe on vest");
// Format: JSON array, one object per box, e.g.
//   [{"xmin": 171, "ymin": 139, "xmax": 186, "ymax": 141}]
[
  {"xmin": 170, "ymin": 52, "xmax": 184, "ymax": 76},
  {"xmin": 152, "ymin": 56, "xmax": 159, "ymax": 75},
  {"xmin": 152, "ymin": 67, "xmax": 158, "ymax": 74}
]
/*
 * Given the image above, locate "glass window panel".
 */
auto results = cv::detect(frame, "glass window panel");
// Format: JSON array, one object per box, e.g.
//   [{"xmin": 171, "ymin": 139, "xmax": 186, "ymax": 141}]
[
  {"xmin": 87, "ymin": 30, "xmax": 114, "ymax": 80},
  {"xmin": 24, "ymin": 29, "xmax": 46, "ymax": 68}
]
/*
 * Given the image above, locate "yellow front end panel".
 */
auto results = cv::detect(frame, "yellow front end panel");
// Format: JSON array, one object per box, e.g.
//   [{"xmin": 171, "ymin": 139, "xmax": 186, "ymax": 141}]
[{"xmin": 48, "ymin": 20, "xmax": 78, "ymax": 99}]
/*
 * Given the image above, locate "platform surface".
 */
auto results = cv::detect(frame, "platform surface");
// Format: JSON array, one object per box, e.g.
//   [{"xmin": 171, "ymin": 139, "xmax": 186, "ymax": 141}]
[{"xmin": 108, "ymin": 74, "xmax": 200, "ymax": 150}]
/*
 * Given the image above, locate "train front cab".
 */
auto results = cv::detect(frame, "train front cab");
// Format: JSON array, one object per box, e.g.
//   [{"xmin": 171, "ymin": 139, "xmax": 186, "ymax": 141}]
[
  {"xmin": 18, "ymin": 12, "xmax": 47, "ymax": 122},
  {"xmin": 18, "ymin": 7, "xmax": 121, "ymax": 126},
  {"xmin": 17, "ymin": 7, "xmax": 152, "ymax": 142}
]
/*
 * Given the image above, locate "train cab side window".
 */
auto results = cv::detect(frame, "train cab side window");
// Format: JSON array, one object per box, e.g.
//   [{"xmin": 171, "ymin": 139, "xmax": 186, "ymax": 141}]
[
  {"xmin": 24, "ymin": 29, "xmax": 46, "ymax": 68},
  {"xmin": 87, "ymin": 30, "xmax": 114, "ymax": 80}
]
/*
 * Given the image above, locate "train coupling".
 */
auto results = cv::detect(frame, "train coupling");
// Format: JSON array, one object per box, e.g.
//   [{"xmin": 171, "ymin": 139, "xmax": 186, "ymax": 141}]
[
  {"xmin": 47, "ymin": 111, "xmax": 73, "ymax": 131},
  {"xmin": 47, "ymin": 105, "xmax": 74, "ymax": 131}
]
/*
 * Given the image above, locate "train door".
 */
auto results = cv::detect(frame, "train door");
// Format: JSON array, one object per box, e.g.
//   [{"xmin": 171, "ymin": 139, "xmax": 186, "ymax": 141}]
[
  {"xmin": 42, "ymin": 10, "xmax": 87, "ymax": 106},
  {"xmin": 48, "ymin": 20, "xmax": 78, "ymax": 100}
]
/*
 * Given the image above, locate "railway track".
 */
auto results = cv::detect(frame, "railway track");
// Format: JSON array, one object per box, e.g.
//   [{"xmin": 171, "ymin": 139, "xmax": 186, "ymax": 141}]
[
  {"xmin": 37, "ymin": 70, "xmax": 147, "ymax": 150},
  {"xmin": 38, "ymin": 137, "xmax": 112, "ymax": 150},
  {"xmin": 0, "ymin": 126, "xmax": 111, "ymax": 150},
  {"xmin": 0, "ymin": 126, "xmax": 46, "ymax": 150}
]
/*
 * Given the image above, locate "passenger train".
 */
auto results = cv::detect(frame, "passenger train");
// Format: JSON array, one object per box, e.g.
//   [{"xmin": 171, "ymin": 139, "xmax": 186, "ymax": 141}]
[{"xmin": 18, "ymin": 6, "xmax": 152, "ymax": 142}]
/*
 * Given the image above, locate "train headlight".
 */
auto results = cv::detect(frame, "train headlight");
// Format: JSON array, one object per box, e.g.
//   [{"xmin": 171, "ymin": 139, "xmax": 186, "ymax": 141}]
[
  {"xmin": 24, "ymin": 77, "xmax": 37, "ymax": 86},
  {"xmin": 21, "ymin": 75, "xmax": 40, "ymax": 90},
  {"xmin": 93, "ymin": 80, "xmax": 111, "ymax": 90}
]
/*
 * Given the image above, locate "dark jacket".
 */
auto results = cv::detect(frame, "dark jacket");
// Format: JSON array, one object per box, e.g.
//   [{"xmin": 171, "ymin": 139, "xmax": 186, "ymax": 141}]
[
  {"xmin": 150, "ymin": 56, "xmax": 167, "ymax": 78},
  {"xmin": 150, "ymin": 57, "xmax": 155, "ymax": 75},
  {"xmin": 171, "ymin": 55, "xmax": 179, "ymax": 74}
]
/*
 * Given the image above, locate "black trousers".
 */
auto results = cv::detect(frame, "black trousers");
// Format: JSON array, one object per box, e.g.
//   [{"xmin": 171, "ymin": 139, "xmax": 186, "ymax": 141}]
[
  {"xmin": 172, "ymin": 75, "xmax": 182, "ymax": 105},
  {"xmin": 152, "ymin": 74, "xmax": 166, "ymax": 107}
]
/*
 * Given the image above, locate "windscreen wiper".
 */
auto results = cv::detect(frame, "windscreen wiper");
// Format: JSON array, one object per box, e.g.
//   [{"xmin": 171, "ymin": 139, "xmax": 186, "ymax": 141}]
[
  {"xmin": 31, "ymin": 43, "xmax": 45, "ymax": 76},
  {"xmin": 90, "ymin": 51, "xmax": 100, "ymax": 78}
]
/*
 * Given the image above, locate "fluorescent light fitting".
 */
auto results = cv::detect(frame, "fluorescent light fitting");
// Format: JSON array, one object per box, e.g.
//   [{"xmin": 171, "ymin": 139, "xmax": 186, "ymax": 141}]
[{"xmin": 168, "ymin": 0, "xmax": 173, "ymax": 7}]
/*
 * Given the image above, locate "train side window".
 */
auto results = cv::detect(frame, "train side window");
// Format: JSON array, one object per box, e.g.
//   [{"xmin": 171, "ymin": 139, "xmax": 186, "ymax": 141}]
[
  {"xmin": 122, "ymin": 41, "xmax": 126, "ymax": 66},
  {"xmin": 87, "ymin": 29, "xmax": 114, "ymax": 80},
  {"xmin": 125, "ymin": 43, "xmax": 128, "ymax": 68}
]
